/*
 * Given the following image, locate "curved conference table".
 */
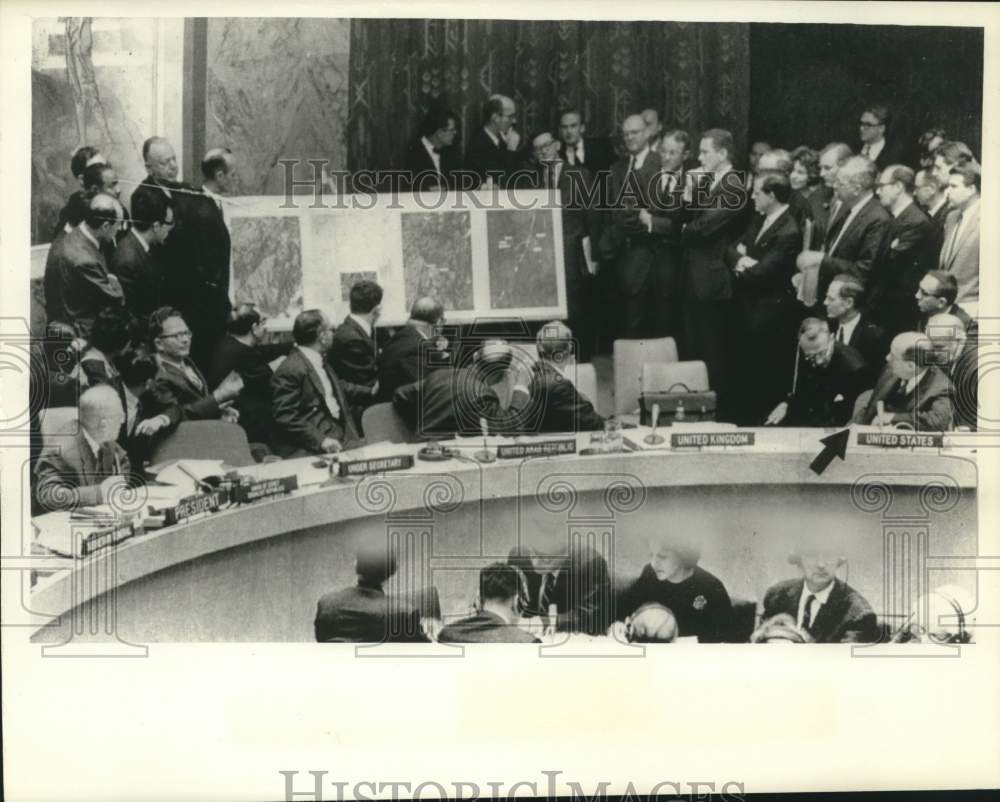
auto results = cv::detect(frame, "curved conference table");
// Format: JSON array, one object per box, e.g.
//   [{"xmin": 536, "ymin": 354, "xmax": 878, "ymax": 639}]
[{"xmin": 26, "ymin": 427, "xmax": 977, "ymax": 644}]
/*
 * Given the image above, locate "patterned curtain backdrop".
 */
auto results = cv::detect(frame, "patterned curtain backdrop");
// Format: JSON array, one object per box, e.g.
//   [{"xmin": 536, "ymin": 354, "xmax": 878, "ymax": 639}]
[{"xmin": 347, "ymin": 19, "xmax": 749, "ymax": 172}]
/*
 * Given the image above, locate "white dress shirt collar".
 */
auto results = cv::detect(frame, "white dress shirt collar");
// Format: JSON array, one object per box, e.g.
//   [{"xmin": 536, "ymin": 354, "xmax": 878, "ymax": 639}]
[
  {"xmin": 837, "ymin": 313, "xmax": 861, "ymax": 345},
  {"xmin": 484, "ymin": 126, "xmax": 501, "ymax": 148},
  {"xmin": 349, "ymin": 314, "xmax": 373, "ymax": 338},
  {"xmin": 760, "ymin": 203, "xmax": 789, "ymax": 234},
  {"xmin": 630, "ymin": 146, "xmax": 650, "ymax": 170},
  {"xmin": 906, "ymin": 368, "xmax": 929, "ymax": 396},
  {"xmin": 892, "ymin": 197, "xmax": 914, "ymax": 219},
  {"xmin": 130, "ymin": 227, "xmax": 151, "ymax": 253},
  {"xmin": 421, "ymin": 136, "xmax": 442, "ymax": 173},
  {"xmin": 797, "ymin": 579, "xmax": 836, "ymax": 628},
  {"xmin": 79, "ymin": 224, "xmax": 101, "ymax": 251},
  {"xmin": 865, "ymin": 138, "xmax": 885, "ymax": 162}
]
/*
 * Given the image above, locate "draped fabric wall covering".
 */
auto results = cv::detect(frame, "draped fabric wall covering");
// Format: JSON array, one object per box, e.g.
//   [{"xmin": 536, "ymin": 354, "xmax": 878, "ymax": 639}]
[{"xmin": 347, "ymin": 19, "xmax": 750, "ymax": 172}]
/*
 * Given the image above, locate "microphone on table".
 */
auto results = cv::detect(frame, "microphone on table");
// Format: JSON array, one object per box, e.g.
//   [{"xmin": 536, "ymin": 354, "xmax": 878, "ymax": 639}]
[
  {"xmin": 474, "ymin": 416, "xmax": 495, "ymax": 463},
  {"xmin": 644, "ymin": 402, "xmax": 665, "ymax": 445}
]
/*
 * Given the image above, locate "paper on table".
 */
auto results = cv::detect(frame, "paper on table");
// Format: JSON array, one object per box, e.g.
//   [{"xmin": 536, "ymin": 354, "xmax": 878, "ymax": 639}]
[{"xmin": 153, "ymin": 460, "xmax": 227, "ymax": 492}]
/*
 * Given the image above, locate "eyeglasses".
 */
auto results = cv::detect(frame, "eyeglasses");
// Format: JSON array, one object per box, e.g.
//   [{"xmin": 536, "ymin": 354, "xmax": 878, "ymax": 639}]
[
  {"xmin": 859, "ymin": 120, "xmax": 882, "ymax": 128},
  {"xmin": 159, "ymin": 330, "xmax": 192, "ymax": 340}
]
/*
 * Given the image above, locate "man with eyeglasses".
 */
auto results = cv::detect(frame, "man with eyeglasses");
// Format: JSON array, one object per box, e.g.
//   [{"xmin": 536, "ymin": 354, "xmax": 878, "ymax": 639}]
[
  {"xmin": 463, "ymin": 94, "xmax": 523, "ymax": 189},
  {"xmin": 857, "ymin": 104, "xmax": 904, "ymax": 172},
  {"xmin": 111, "ymin": 186, "xmax": 176, "ymax": 321}
]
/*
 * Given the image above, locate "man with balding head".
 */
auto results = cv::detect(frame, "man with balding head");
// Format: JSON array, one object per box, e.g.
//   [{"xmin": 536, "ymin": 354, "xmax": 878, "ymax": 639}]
[
  {"xmin": 926, "ymin": 312, "xmax": 977, "ymax": 430},
  {"xmin": 464, "ymin": 94, "xmax": 523, "ymax": 188},
  {"xmin": 34, "ymin": 385, "xmax": 133, "ymax": 512},
  {"xmin": 808, "ymin": 142, "xmax": 852, "ymax": 243},
  {"xmin": 527, "ymin": 321, "xmax": 604, "ymax": 433},
  {"xmin": 377, "ymin": 297, "xmax": 450, "ymax": 402},
  {"xmin": 43, "ymin": 192, "xmax": 125, "ymax": 339}
]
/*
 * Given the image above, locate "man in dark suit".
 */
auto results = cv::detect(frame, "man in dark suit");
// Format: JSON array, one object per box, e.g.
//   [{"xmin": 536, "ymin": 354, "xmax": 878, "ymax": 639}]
[
  {"xmin": 869, "ymin": 164, "xmax": 938, "ymax": 335},
  {"xmin": 44, "ymin": 192, "xmax": 125, "ymax": 339},
  {"xmin": 377, "ymin": 297, "xmax": 449, "ymax": 402},
  {"xmin": 679, "ymin": 128, "xmax": 751, "ymax": 419},
  {"xmin": 854, "ymin": 331, "xmax": 954, "ymax": 431},
  {"xmin": 914, "ymin": 169, "xmax": 950, "ymax": 234},
  {"xmin": 823, "ymin": 273, "xmax": 887, "ymax": 385},
  {"xmin": 766, "ymin": 318, "xmax": 868, "ymax": 427},
  {"xmin": 761, "ymin": 544, "xmax": 877, "ymax": 643},
  {"xmin": 756, "ymin": 149, "xmax": 813, "ymax": 229},
  {"xmin": 110, "ymin": 186, "xmax": 174, "ymax": 322},
  {"xmin": 598, "ymin": 114, "xmax": 664, "ymax": 339},
  {"xmin": 807, "ymin": 142, "xmax": 852, "ymax": 247},
  {"xmin": 925, "ymin": 312, "xmax": 977, "ymax": 431},
  {"xmin": 916, "ymin": 271, "xmax": 976, "ymax": 337},
  {"xmin": 403, "ymin": 107, "xmax": 461, "ymax": 191},
  {"xmin": 437, "ymin": 563, "xmax": 540, "ymax": 644},
  {"xmin": 558, "ymin": 109, "xmax": 616, "ymax": 177},
  {"xmin": 328, "ymin": 280, "xmax": 382, "ymax": 431},
  {"xmin": 34, "ymin": 385, "xmax": 132, "ymax": 513},
  {"xmin": 314, "ymin": 541, "xmax": 429, "ymax": 643},
  {"xmin": 205, "ymin": 305, "xmax": 274, "ymax": 447},
  {"xmin": 52, "ymin": 145, "xmax": 106, "ymax": 239},
  {"xmin": 858, "ymin": 104, "xmax": 906, "ymax": 172},
  {"xmin": 462, "ymin": 94, "xmax": 523, "ymax": 189},
  {"xmin": 526, "ymin": 321, "xmax": 604, "ymax": 433},
  {"xmin": 726, "ymin": 173, "xmax": 802, "ymax": 424},
  {"xmin": 271, "ymin": 309, "xmax": 362, "ymax": 458},
  {"xmin": 393, "ymin": 341, "xmax": 532, "ymax": 439},
  {"xmin": 796, "ymin": 155, "xmax": 892, "ymax": 303}
]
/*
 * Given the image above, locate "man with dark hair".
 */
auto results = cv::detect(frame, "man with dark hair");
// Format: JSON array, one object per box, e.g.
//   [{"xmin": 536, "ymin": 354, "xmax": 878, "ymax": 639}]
[
  {"xmin": 314, "ymin": 541, "xmax": 429, "ymax": 643},
  {"xmin": 558, "ymin": 108, "xmax": 615, "ymax": 175},
  {"xmin": 329, "ymin": 280, "xmax": 383, "ymax": 430},
  {"xmin": 748, "ymin": 140, "xmax": 772, "ymax": 175},
  {"xmin": 858, "ymin": 104, "xmax": 904, "ymax": 171},
  {"xmin": 437, "ymin": 564, "xmax": 541, "ymax": 644},
  {"xmin": 377, "ymin": 297, "xmax": 450, "ymax": 402},
  {"xmin": 932, "ymin": 140, "xmax": 975, "ymax": 187},
  {"xmin": 271, "ymin": 309, "xmax": 361, "ymax": 457},
  {"xmin": 915, "ymin": 270, "xmax": 975, "ymax": 335},
  {"xmin": 527, "ymin": 321, "xmax": 604, "ymax": 433},
  {"xmin": 110, "ymin": 186, "xmax": 175, "ymax": 321},
  {"xmin": 854, "ymin": 331, "xmax": 954, "ymax": 431},
  {"xmin": 44, "ymin": 192, "xmax": 125, "ymax": 338},
  {"xmin": 756, "ymin": 149, "xmax": 813, "ymax": 229},
  {"xmin": 205, "ymin": 304, "xmax": 274, "ymax": 447},
  {"xmin": 914, "ymin": 169, "xmax": 950, "ymax": 232},
  {"xmin": 823, "ymin": 273, "xmax": 886, "ymax": 384},
  {"xmin": 940, "ymin": 162, "xmax": 980, "ymax": 313},
  {"xmin": 52, "ymin": 145, "xmax": 106, "ymax": 238},
  {"xmin": 404, "ymin": 108, "xmax": 460, "ymax": 190},
  {"xmin": 82, "ymin": 162, "xmax": 121, "ymax": 200},
  {"xmin": 463, "ymin": 94, "xmax": 523, "ymax": 188},
  {"xmin": 726, "ymin": 172, "xmax": 801, "ymax": 424}
]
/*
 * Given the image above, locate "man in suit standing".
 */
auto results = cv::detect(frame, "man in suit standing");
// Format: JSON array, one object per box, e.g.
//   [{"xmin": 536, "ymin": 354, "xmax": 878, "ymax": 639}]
[
  {"xmin": 808, "ymin": 142, "xmax": 852, "ymax": 245},
  {"xmin": 855, "ymin": 331, "xmax": 954, "ymax": 431},
  {"xmin": 869, "ymin": 164, "xmax": 938, "ymax": 335},
  {"xmin": 463, "ymin": 94, "xmax": 523, "ymax": 189},
  {"xmin": 940, "ymin": 163, "xmax": 980, "ymax": 315},
  {"xmin": 761, "ymin": 542, "xmax": 877, "ymax": 643},
  {"xmin": 726, "ymin": 173, "xmax": 802, "ymax": 424},
  {"xmin": 527, "ymin": 321, "xmax": 604, "ymax": 433},
  {"xmin": 679, "ymin": 127, "xmax": 750, "ymax": 418},
  {"xmin": 377, "ymin": 297, "xmax": 449, "ymax": 402},
  {"xmin": 558, "ymin": 108, "xmax": 615, "ymax": 176},
  {"xmin": 437, "ymin": 564, "xmax": 540, "ymax": 644},
  {"xmin": 823, "ymin": 273, "xmax": 887, "ymax": 385},
  {"xmin": 110, "ymin": 186, "xmax": 174, "ymax": 322},
  {"xmin": 931, "ymin": 140, "xmax": 976, "ymax": 188},
  {"xmin": 34, "ymin": 385, "xmax": 132, "ymax": 512},
  {"xmin": 44, "ymin": 192, "xmax": 125, "ymax": 339},
  {"xmin": 914, "ymin": 169, "xmax": 950, "ymax": 233},
  {"xmin": 403, "ymin": 107, "xmax": 460, "ymax": 191},
  {"xmin": 755, "ymin": 149, "xmax": 813, "ymax": 229},
  {"xmin": 271, "ymin": 309, "xmax": 362, "ymax": 458},
  {"xmin": 599, "ymin": 114, "xmax": 664, "ymax": 339},
  {"xmin": 796, "ymin": 155, "xmax": 891, "ymax": 302},
  {"xmin": 329, "ymin": 280, "xmax": 383, "ymax": 431},
  {"xmin": 857, "ymin": 105, "xmax": 905, "ymax": 171},
  {"xmin": 52, "ymin": 145, "xmax": 106, "ymax": 239}
]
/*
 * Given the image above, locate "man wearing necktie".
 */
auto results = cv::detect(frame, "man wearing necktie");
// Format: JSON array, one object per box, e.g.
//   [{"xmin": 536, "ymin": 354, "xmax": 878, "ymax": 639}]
[
  {"xmin": 34, "ymin": 385, "xmax": 135, "ymax": 512},
  {"xmin": 463, "ymin": 94, "xmax": 523, "ymax": 189},
  {"xmin": 761, "ymin": 541, "xmax": 877, "ymax": 643},
  {"xmin": 558, "ymin": 109, "xmax": 615, "ymax": 176},
  {"xmin": 404, "ymin": 107, "xmax": 460, "ymax": 191},
  {"xmin": 939, "ymin": 162, "xmax": 981, "ymax": 314}
]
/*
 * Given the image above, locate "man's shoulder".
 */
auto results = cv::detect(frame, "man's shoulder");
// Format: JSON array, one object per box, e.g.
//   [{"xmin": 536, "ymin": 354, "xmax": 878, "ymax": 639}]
[
  {"xmin": 764, "ymin": 577, "xmax": 802, "ymax": 601},
  {"xmin": 834, "ymin": 342, "xmax": 868, "ymax": 372},
  {"xmin": 833, "ymin": 579, "xmax": 875, "ymax": 618},
  {"xmin": 274, "ymin": 348, "xmax": 307, "ymax": 376},
  {"xmin": 111, "ymin": 234, "xmax": 146, "ymax": 266}
]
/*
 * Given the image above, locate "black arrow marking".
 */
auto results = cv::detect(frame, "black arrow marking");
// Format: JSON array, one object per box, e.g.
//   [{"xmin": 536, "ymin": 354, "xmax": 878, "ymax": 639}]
[{"xmin": 810, "ymin": 428, "xmax": 850, "ymax": 475}]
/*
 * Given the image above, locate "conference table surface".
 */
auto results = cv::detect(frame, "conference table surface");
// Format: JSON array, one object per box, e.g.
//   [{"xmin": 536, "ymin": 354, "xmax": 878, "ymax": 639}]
[{"xmin": 26, "ymin": 426, "xmax": 978, "ymax": 642}]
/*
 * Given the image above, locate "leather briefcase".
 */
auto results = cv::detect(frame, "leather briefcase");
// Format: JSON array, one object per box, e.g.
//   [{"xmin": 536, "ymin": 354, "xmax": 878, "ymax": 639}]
[{"xmin": 640, "ymin": 383, "xmax": 717, "ymax": 424}]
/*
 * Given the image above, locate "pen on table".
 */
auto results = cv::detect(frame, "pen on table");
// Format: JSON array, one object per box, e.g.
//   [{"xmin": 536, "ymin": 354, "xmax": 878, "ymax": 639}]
[{"xmin": 177, "ymin": 463, "xmax": 213, "ymax": 492}]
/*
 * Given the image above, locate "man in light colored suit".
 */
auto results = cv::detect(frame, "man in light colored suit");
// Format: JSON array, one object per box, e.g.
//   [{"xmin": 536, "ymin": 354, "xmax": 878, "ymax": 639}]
[{"xmin": 940, "ymin": 162, "xmax": 980, "ymax": 315}]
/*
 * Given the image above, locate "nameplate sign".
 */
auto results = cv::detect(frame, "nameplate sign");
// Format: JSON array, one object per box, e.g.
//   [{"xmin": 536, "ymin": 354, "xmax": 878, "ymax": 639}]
[
  {"xmin": 671, "ymin": 432, "xmax": 755, "ymax": 448},
  {"xmin": 497, "ymin": 439, "xmax": 577, "ymax": 459},
  {"xmin": 857, "ymin": 432, "xmax": 944, "ymax": 449},
  {"xmin": 164, "ymin": 489, "xmax": 231, "ymax": 526},
  {"xmin": 233, "ymin": 475, "xmax": 299, "ymax": 504},
  {"xmin": 338, "ymin": 454, "xmax": 414, "ymax": 478},
  {"xmin": 80, "ymin": 522, "xmax": 135, "ymax": 557}
]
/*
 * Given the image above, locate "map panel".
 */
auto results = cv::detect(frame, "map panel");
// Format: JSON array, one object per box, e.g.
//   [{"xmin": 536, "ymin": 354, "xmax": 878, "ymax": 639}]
[
  {"xmin": 485, "ymin": 209, "xmax": 558, "ymax": 309},
  {"xmin": 400, "ymin": 211, "xmax": 474, "ymax": 312},
  {"xmin": 229, "ymin": 216, "xmax": 303, "ymax": 319}
]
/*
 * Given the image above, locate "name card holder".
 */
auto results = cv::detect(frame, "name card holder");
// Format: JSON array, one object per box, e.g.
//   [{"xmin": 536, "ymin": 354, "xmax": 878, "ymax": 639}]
[
  {"xmin": 233, "ymin": 475, "xmax": 299, "ymax": 504},
  {"xmin": 497, "ymin": 439, "xmax": 577, "ymax": 459},
  {"xmin": 857, "ymin": 432, "xmax": 944, "ymax": 450},
  {"xmin": 338, "ymin": 454, "xmax": 415, "ymax": 478},
  {"xmin": 670, "ymin": 432, "xmax": 756, "ymax": 449},
  {"xmin": 164, "ymin": 488, "xmax": 233, "ymax": 527},
  {"xmin": 80, "ymin": 521, "xmax": 135, "ymax": 557}
]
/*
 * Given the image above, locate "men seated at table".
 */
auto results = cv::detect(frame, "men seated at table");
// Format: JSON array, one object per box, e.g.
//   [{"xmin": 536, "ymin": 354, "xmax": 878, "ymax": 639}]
[
  {"xmin": 393, "ymin": 340, "xmax": 532, "ymax": 439},
  {"xmin": 437, "ymin": 563, "xmax": 541, "ymax": 644},
  {"xmin": 925, "ymin": 312, "xmax": 977, "ymax": 430},
  {"xmin": 765, "ymin": 318, "xmax": 868, "ymax": 427},
  {"xmin": 853, "ymin": 331, "xmax": 954, "ymax": 431},
  {"xmin": 823, "ymin": 273, "xmax": 887, "ymax": 384},
  {"xmin": 890, "ymin": 584, "xmax": 974, "ymax": 644},
  {"xmin": 118, "ymin": 345, "xmax": 177, "ymax": 466},
  {"xmin": 529, "ymin": 321, "xmax": 604, "ymax": 433},
  {"xmin": 761, "ymin": 540, "xmax": 877, "ymax": 643},
  {"xmin": 314, "ymin": 540, "xmax": 429, "ymax": 643},
  {"xmin": 34, "ymin": 385, "xmax": 133, "ymax": 512},
  {"xmin": 377, "ymin": 296, "xmax": 450, "ymax": 402},
  {"xmin": 619, "ymin": 602, "xmax": 679, "ymax": 644},
  {"xmin": 329, "ymin": 280, "xmax": 383, "ymax": 430},
  {"xmin": 616, "ymin": 532, "xmax": 733, "ymax": 643},
  {"xmin": 271, "ymin": 309, "xmax": 362, "ymax": 457},
  {"xmin": 915, "ymin": 270, "xmax": 976, "ymax": 337}
]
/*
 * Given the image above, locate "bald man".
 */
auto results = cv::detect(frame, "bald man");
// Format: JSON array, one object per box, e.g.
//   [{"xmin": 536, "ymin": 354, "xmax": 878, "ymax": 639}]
[
  {"xmin": 527, "ymin": 321, "xmax": 604, "ymax": 433},
  {"xmin": 925, "ymin": 311, "xmax": 976, "ymax": 430},
  {"xmin": 377, "ymin": 297, "xmax": 450, "ymax": 402},
  {"xmin": 35, "ymin": 385, "xmax": 133, "ymax": 512},
  {"xmin": 464, "ymin": 94, "xmax": 524, "ymax": 188},
  {"xmin": 43, "ymin": 192, "xmax": 125, "ymax": 339}
]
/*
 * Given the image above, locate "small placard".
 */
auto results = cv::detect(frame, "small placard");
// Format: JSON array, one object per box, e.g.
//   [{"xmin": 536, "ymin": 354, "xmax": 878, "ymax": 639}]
[
  {"xmin": 338, "ymin": 454, "xmax": 415, "ymax": 478},
  {"xmin": 857, "ymin": 432, "xmax": 944, "ymax": 449},
  {"xmin": 497, "ymin": 439, "xmax": 577, "ymax": 459},
  {"xmin": 80, "ymin": 521, "xmax": 135, "ymax": 557},
  {"xmin": 671, "ymin": 432, "xmax": 756, "ymax": 448},
  {"xmin": 164, "ymin": 489, "xmax": 232, "ymax": 526},
  {"xmin": 233, "ymin": 475, "xmax": 299, "ymax": 504}
]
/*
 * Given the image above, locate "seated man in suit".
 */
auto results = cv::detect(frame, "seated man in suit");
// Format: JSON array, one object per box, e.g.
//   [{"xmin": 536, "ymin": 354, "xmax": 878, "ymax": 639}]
[
  {"xmin": 823, "ymin": 273, "xmax": 887, "ymax": 385},
  {"xmin": 145, "ymin": 306, "xmax": 243, "ymax": 425},
  {"xmin": 377, "ymin": 297, "xmax": 449, "ymax": 402},
  {"xmin": 914, "ymin": 169, "xmax": 950, "ymax": 233},
  {"xmin": 329, "ymin": 280, "xmax": 383, "ymax": 430},
  {"xmin": 765, "ymin": 318, "xmax": 868, "ymax": 427},
  {"xmin": 34, "ymin": 385, "xmax": 133, "ymax": 512},
  {"xmin": 940, "ymin": 162, "xmax": 980, "ymax": 314},
  {"xmin": 403, "ymin": 107, "xmax": 460, "ymax": 191},
  {"xmin": 437, "ymin": 563, "xmax": 540, "ymax": 644},
  {"xmin": 528, "ymin": 321, "xmax": 604, "ymax": 433},
  {"xmin": 393, "ymin": 340, "xmax": 532, "ymax": 439},
  {"xmin": 925, "ymin": 312, "xmax": 976, "ymax": 430},
  {"xmin": 854, "ymin": 331, "xmax": 954, "ymax": 431},
  {"xmin": 118, "ymin": 346, "xmax": 178, "ymax": 468},
  {"xmin": 314, "ymin": 541, "xmax": 429, "ymax": 643},
  {"xmin": 915, "ymin": 270, "xmax": 976, "ymax": 337},
  {"xmin": 205, "ymin": 304, "xmax": 274, "ymax": 447},
  {"xmin": 761, "ymin": 540, "xmax": 877, "ymax": 643},
  {"xmin": 272, "ymin": 309, "xmax": 362, "ymax": 457},
  {"xmin": 111, "ymin": 185, "xmax": 174, "ymax": 322}
]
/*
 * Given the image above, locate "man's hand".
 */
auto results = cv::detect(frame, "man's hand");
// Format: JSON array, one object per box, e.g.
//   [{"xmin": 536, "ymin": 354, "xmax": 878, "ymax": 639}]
[
  {"xmin": 213, "ymin": 371, "xmax": 244, "ymax": 403},
  {"xmin": 320, "ymin": 437, "xmax": 342, "ymax": 454},
  {"xmin": 734, "ymin": 255, "xmax": 758, "ymax": 274},
  {"xmin": 765, "ymin": 401, "xmax": 789, "ymax": 426},
  {"xmin": 638, "ymin": 209, "xmax": 653, "ymax": 228},
  {"xmin": 872, "ymin": 410, "xmax": 896, "ymax": 427},
  {"xmin": 503, "ymin": 127, "xmax": 521, "ymax": 151},
  {"xmin": 791, "ymin": 273, "xmax": 804, "ymax": 291},
  {"xmin": 133, "ymin": 414, "xmax": 171, "ymax": 437},
  {"xmin": 370, "ymin": 380, "xmax": 380, "ymax": 398},
  {"xmin": 220, "ymin": 406, "xmax": 240, "ymax": 424},
  {"xmin": 98, "ymin": 475, "xmax": 126, "ymax": 504},
  {"xmin": 796, "ymin": 250, "xmax": 824, "ymax": 271}
]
